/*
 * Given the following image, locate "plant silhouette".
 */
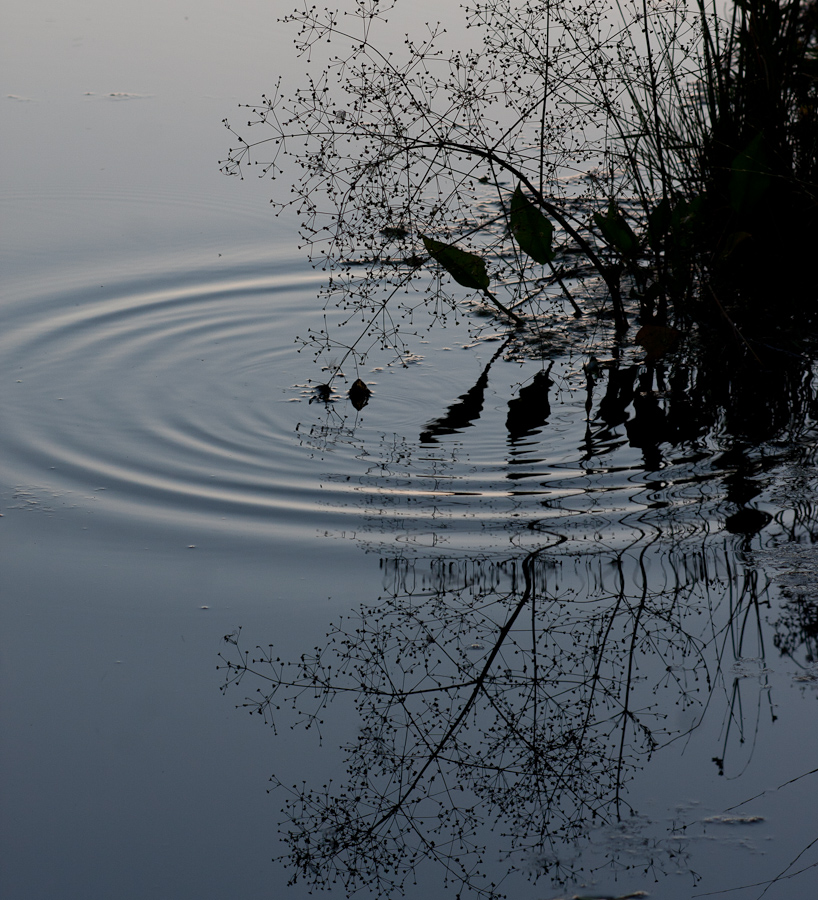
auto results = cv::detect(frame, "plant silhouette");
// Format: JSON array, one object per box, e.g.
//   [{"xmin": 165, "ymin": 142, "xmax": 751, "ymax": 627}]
[{"xmin": 222, "ymin": 0, "xmax": 817, "ymax": 381}]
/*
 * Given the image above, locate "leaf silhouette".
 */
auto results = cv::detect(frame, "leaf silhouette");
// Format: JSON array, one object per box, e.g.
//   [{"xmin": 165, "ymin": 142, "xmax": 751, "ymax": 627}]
[
  {"xmin": 348, "ymin": 378, "xmax": 372, "ymax": 410},
  {"xmin": 421, "ymin": 235, "xmax": 490, "ymax": 291},
  {"xmin": 420, "ymin": 341, "xmax": 509, "ymax": 443},
  {"xmin": 509, "ymin": 186, "xmax": 555, "ymax": 263},
  {"xmin": 593, "ymin": 201, "xmax": 639, "ymax": 258}
]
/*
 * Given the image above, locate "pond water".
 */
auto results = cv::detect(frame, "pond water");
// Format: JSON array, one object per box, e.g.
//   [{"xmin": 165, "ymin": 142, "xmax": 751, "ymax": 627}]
[{"xmin": 3, "ymin": 3, "xmax": 818, "ymax": 899}]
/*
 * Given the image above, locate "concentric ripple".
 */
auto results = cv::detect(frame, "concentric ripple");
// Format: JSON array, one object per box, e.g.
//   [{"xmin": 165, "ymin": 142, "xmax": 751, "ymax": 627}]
[
  {"xmin": 1, "ymin": 251, "xmax": 747, "ymax": 551},
  {"xmin": 2, "ymin": 256, "xmax": 356, "ymax": 543}
]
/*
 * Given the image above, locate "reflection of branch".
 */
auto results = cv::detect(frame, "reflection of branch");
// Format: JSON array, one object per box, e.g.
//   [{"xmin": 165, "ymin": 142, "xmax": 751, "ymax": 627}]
[
  {"xmin": 368, "ymin": 548, "xmax": 544, "ymax": 836},
  {"xmin": 693, "ymin": 835, "xmax": 818, "ymax": 897},
  {"xmin": 756, "ymin": 835, "xmax": 818, "ymax": 899},
  {"xmin": 220, "ymin": 540, "xmax": 758, "ymax": 895},
  {"xmin": 701, "ymin": 766, "xmax": 818, "ymax": 898}
]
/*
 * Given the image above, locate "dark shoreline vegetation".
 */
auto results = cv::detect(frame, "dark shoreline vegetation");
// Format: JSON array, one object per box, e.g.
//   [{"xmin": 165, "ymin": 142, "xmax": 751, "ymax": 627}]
[
  {"xmin": 218, "ymin": 1, "xmax": 818, "ymax": 897},
  {"xmin": 222, "ymin": 0, "xmax": 817, "ymax": 358},
  {"xmin": 220, "ymin": 0, "xmax": 818, "ymax": 448}
]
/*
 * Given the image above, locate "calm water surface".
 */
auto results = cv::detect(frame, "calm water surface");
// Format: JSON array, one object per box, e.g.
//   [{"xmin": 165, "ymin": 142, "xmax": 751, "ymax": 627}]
[{"xmin": 3, "ymin": 3, "xmax": 818, "ymax": 899}]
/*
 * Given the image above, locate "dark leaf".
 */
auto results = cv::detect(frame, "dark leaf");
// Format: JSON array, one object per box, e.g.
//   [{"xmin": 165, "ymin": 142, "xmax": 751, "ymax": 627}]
[
  {"xmin": 593, "ymin": 201, "xmax": 639, "ymax": 258},
  {"xmin": 720, "ymin": 230, "xmax": 752, "ymax": 259},
  {"xmin": 670, "ymin": 195, "xmax": 704, "ymax": 248},
  {"xmin": 506, "ymin": 369, "xmax": 553, "ymax": 441},
  {"xmin": 348, "ymin": 378, "xmax": 372, "ymax": 410},
  {"xmin": 421, "ymin": 235, "xmax": 490, "ymax": 291},
  {"xmin": 509, "ymin": 186, "xmax": 555, "ymax": 263}
]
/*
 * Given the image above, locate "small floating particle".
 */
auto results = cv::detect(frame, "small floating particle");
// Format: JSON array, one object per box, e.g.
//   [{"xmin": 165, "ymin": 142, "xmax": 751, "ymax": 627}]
[
  {"xmin": 188, "ymin": 545, "xmax": 196, "ymax": 549},
  {"xmin": 200, "ymin": 606, "xmax": 209, "ymax": 610}
]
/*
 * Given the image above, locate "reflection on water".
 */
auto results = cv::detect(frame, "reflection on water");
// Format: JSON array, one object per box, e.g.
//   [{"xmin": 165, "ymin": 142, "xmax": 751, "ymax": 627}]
[
  {"xmin": 221, "ymin": 538, "xmax": 813, "ymax": 896},
  {"xmin": 6, "ymin": 230, "xmax": 816, "ymax": 895},
  {"xmin": 220, "ymin": 321, "xmax": 818, "ymax": 898},
  {"xmin": 5, "ymin": 1, "xmax": 818, "ymax": 895}
]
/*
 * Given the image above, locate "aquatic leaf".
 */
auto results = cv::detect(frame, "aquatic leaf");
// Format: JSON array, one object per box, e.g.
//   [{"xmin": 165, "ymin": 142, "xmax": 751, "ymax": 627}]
[
  {"xmin": 348, "ymin": 378, "xmax": 371, "ymax": 410},
  {"xmin": 635, "ymin": 323, "xmax": 680, "ymax": 360},
  {"xmin": 509, "ymin": 186, "xmax": 555, "ymax": 263},
  {"xmin": 505, "ymin": 368, "xmax": 552, "ymax": 440},
  {"xmin": 672, "ymin": 194, "xmax": 703, "ymax": 231},
  {"xmin": 421, "ymin": 235, "xmax": 490, "ymax": 291},
  {"xmin": 593, "ymin": 201, "xmax": 639, "ymax": 258},
  {"xmin": 421, "ymin": 369, "xmax": 489, "ymax": 443}
]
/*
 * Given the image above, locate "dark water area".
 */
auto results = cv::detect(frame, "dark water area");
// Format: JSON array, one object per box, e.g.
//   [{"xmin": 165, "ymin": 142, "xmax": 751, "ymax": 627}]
[{"xmin": 3, "ymin": 3, "xmax": 818, "ymax": 899}]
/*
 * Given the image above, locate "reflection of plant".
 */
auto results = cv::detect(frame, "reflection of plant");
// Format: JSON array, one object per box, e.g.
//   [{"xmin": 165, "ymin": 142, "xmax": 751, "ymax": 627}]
[
  {"xmin": 219, "ymin": 534, "xmax": 782, "ymax": 897},
  {"xmin": 775, "ymin": 589, "xmax": 818, "ymax": 664},
  {"xmin": 222, "ymin": 0, "xmax": 817, "ymax": 376}
]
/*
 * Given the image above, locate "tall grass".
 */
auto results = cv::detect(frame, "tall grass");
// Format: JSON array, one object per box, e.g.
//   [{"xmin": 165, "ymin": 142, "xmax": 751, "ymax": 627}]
[{"xmin": 697, "ymin": 0, "xmax": 818, "ymax": 306}]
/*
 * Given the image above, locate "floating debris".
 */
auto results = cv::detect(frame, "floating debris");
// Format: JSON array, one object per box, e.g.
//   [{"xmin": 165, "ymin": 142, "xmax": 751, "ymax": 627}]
[
  {"xmin": 310, "ymin": 383, "xmax": 332, "ymax": 404},
  {"xmin": 702, "ymin": 814, "xmax": 764, "ymax": 825},
  {"xmin": 348, "ymin": 378, "xmax": 372, "ymax": 410}
]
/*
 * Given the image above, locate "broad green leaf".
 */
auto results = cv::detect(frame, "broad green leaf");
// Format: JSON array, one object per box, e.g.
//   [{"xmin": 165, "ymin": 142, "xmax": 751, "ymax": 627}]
[
  {"xmin": 593, "ymin": 201, "xmax": 639, "ymax": 258},
  {"xmin": 509, "ymin": 186, "xmax": 555, "ymax": 263},
  {"xmin": 730, "ymin": 132, "xmax": 770, "ymax": 214},
  {"xmin": 422, "ymin": 235, "xmax": 490, "ymax": 291}
]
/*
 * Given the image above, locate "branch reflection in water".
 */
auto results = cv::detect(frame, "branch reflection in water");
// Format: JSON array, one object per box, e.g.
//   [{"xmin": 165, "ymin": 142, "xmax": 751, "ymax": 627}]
[{"xmin": 220, "ymin": 332, "xmax": 818, "ymax": 898}]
